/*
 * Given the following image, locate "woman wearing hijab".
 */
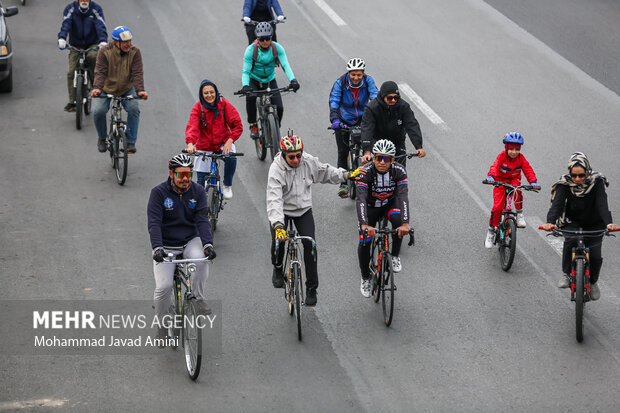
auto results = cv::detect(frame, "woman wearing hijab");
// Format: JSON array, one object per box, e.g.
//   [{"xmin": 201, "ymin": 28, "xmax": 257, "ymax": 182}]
[
  {"xmin": 186, "ymin": 79, "xmax": 243, "ymax": 199},
  {"xmin": 541, "ymin": 152, "xmax": 618, "ymax": 300}
]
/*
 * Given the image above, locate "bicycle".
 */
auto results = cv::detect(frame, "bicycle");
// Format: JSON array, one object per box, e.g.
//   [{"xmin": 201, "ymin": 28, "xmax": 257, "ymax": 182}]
[
  {"xmin": 68, "ymin": 45, "xmax": 98, "ymax": 130},
  {"xmin": 363, "ymin": 216, "xmax": 414, "ymax": 327},
  {"xmin": 539, "ymin": 227, "xmax": 617, "ymax": 342},
  {"xmin": 275, "ymin": 220, "xmax": 317, "ymax": 341},
  {"xmin": 165, "ymin": 254, "xmax": 210, "ymax": 380},
  {"xmin": 184, "ymin": 150, "xmax": 244, "ymax": 232},
  {"xmin": 96, "ymin": 94, "xmax": 136, "ymax": 185},
  {"xmin": 234, "ymin": 86, "xmax": 293, "ymax": 161},
  {"xmin": 482, "ymin": 181, "xmax": 539, "ymax": 271},
  {"xmin": 328, "ymin": 124, "xmax": 363, "ymax": 199}
]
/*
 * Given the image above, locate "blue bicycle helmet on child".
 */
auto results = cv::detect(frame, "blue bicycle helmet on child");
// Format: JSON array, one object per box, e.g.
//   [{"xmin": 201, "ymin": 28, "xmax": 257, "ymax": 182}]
[
  {"xmin": 111, "ymin": 26, "xmax": 133, "ymax": 42},
  {"xmin": 502, "ymin": 132, "xmax": 524, "ymax": 145}
]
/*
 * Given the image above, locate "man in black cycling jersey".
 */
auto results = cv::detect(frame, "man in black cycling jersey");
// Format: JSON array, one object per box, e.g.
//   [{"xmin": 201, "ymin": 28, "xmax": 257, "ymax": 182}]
[{"xmin": 356, "ymin": 139, "xmax": 410, "ymax": 298}]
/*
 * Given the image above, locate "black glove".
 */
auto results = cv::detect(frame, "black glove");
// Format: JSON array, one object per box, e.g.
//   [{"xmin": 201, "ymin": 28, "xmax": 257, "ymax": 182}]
[
  {"xmin": 289, "ymin": 79, "xmax": 300, "ymax": 92},
  {"xmin": 152, "ymin": 247, "xmax": 165, "ymax": 263},
  {"xmin": 204, "ymin": 244, "xmax": 216, "ymax": 260},
  {"xmin": 241, "ymin": 85, "xmax": 252, "ymax": 94}
]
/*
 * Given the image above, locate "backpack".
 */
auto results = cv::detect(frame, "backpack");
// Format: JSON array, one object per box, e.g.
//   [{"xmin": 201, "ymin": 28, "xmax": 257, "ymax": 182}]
[{"xmin": 251, "ymin": 41, "xmax": 280, "ymax": 72}]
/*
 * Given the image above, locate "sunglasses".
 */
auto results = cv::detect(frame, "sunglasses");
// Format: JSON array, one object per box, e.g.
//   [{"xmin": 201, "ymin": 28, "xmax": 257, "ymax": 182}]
[
  {"xmin": 287, "ymin": 153, "xmax": 302, "ymax": 161},
  {"xmin": 385, "ymin": 94, "xmax": 399, "ymax": 102},
  {"xmin": 258, "ymin": 36, "xmax": 272, "ymax": 42},
  {"xmin": 374, "ymin": 155, "xmax": 393, "ymax": 163},
  {"xmin": 174, "ymin": 171, "xmax": 193, "ymax": 179},
  {"xmin": 570, "ymin": 173, "xmax": 586, "ymax": 179}
]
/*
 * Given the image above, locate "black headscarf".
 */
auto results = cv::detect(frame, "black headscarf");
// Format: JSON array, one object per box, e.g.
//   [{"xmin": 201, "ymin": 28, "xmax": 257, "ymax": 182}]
[{"xmin": 199, "ymin": 79, "xmax": 221, "ymax": 120}]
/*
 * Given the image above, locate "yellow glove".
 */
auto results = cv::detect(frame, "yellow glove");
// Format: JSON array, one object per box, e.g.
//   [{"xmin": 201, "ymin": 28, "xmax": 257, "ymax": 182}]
[
  {"xmin": 275, "ymin": 227, "xmax": 287, "ymax": 240},
  {"xmin": 348, "ymin": 168, "xmax": 361, "ymax": 179}
]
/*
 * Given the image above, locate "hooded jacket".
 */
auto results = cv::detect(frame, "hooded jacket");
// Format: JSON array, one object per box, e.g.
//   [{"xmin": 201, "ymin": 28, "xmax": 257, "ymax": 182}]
[
  {"xmin": 185, "ymin": 80, "xmax": 243, "ymax": 151},
  {"xmin": 329, "ymin": 73, "xmax": 378, "ymax": 126},
  {"xmin": 267, "ymin": 152, "xmax": 348, "ymax": 228}
]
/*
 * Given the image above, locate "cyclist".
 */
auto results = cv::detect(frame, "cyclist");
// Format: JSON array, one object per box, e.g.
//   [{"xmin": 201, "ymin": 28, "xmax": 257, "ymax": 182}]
[
  {"xmin": 57, "ymin": 0, "xmax": 107, "ymax": 112},
  {"xmin": 329, "ymin": 58, "xmax": 378, "ymax": 198},
  {"xmin": 356, "ymin": 140, "xmax": 411, "ymax": 298},
  {"xmin": 92, "ymin": 26, "xmax": 148, "ymax": 154},
  {"xmin": 185, "ymin": 79, "xmax": 243, "ymax": 200},
  {"xmin": 147, "ymin": 154, "xmax": 217, "ymax": 342},
  {"xmin": 242, "ymin": 0, "xmax": 285, "ymax": 44},
  {"xmin": 361, "ymin": 81, "xmax": 426, "ymax": 166},
  {"xmin": 540, "ymin": 152, "xmax": 617, "ymax": 300},
  {"xmin": 484, "ymin": 132, "xmax": 540, "ymax": 248},
  {"xmin": 240, "ymin": 22, "xmax": 299, "ymax": 139},
  {"xmin": 267, "ymin": 134, "xmax": 351, "ymax": 306}
]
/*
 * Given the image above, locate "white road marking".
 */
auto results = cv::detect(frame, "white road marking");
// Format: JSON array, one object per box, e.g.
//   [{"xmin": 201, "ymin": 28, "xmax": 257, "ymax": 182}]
[
  {"xmin": 312, "ymin": 0, "xmax": 347, "ymax": 26},
  {"xmin": 398, "ymin": 83, "xmax": 450, "ymax": 130},
  {"xmin": 0, "ymin": 399, "xmax": 68, "ymax": 409}
]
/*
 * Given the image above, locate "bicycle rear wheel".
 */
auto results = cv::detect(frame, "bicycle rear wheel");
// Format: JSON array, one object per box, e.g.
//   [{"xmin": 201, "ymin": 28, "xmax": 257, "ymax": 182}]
[
  {"xmin": 84, "ymin": 78, "xmax": 92, "ymax": 115},
  {"xmin": 267, "ymin": 113, "xmax": 280, "ymax": 161},
  {"xmin": 255, "ymin": 120, "xmax": 267, "ymax": 161},
  {"xmin": 381, "ymin": 253, "xmax": 395, "ymax": 327},
  {"xmin": 575, "ymin": 259, "xmax": 585, "ymax": 343},
  {"xmin": 183, "ymin": 298, "xmax": 202, "ymax": 380},
  {"xmin": 499, "ymin": 219, "xmax": 517, "ymax": 271},
  {"xmin": 115, "ymin": 129, "xmax": 128, "ymax": 185},
  {"xmin": 206, "ymin": 186, "xmax": 220, "ymax": 232},
  {"xmin": 293, "ymin": 263, "xmax": 302, "ymax": 341},
  {"xmin": 346, "ymin": 151, "xmax": 357, "ymax": 200},
  {"xmin": 75, "ymin": 75, "xmax": 84, "ymax": 130}
]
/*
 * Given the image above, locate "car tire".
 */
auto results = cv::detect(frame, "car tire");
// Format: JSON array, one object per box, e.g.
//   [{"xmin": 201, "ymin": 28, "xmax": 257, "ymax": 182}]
[{"xmin": 0, "ymin": 69, "xmax": 13, "ymax": 93}]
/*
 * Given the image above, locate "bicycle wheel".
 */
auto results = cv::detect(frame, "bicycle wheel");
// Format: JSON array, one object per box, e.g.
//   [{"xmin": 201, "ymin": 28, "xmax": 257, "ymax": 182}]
[
  {"xmin": 255, "ymin": 120, "xmax": 267, "ymax": 160},
  {"xmin": 84, "ymin": 78, "xmax": 92, "ymax": 115},
  {"xmin": 286, "ymin": 260, "xmax": 295, "ymax": 316},
  {"xmin": 381, "ymin": 253, "xmax": 395, "ymax": 327},
  {"xmin": 183, "ymin": 298, "xmax": 202, "ymax": 380},
  {"xmin": 575, "ymin": 259, "xmax": 585, "ymax": 343},
  {"xmin": 267, "ymin": 113, "xmax": 280, "ymax": 161},
  {"xmin": 371, "ymin": 242, "xmax": 381, "ymax": 303},
  {"xmin": 206, "ymin": 186, "xmax": 220, "ymax": 232},
  {"xmin": 499, "ymin": 219, "xmax": 517, "ymax": 271},
  {"xmin": 293, "ymin": 263, "xmax": 302, "ymax": 341},
  {"xmin": 168, "ymin": 276, "xmax": 182, "ymax": 350},
  {"xmin": 75, "ymin": 75, "xmax": 84, "ymax": 130},
  {"xmin": 346, "ymin": 152, "xmax": 357, "ymax": 200},
  {"xmin": 115, "ymin": 129, "xmax": 128, "ymax": 185}
]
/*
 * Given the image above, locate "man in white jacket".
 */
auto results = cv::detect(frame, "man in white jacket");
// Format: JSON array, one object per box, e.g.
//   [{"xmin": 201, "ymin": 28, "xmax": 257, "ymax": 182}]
[{"xmin": 267, "ymin": 133, "xmax": 351, "ymax": 306}]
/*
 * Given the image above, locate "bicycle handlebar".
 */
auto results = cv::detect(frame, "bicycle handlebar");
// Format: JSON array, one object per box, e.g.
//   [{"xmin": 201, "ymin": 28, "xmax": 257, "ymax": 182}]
[
  {"xmin": 182, "ymin": 150, "xmax": 244, "ymax": 158},
  {"xmin": 538, "ymin": 226, "xmax": 618, "ymax": 237},
  {"xmin": 362, "ymin": 227, "xmax": 415, "ymax": 246},
  {"xmin": 241, "ymin": 18, "xmax": 285, "ymax": 25},
  {"xmin": 482, "ymin": 180, "xmax": 539, "ymax": 192},
  {"xmin": 234, "ymin": 86, "xmax": 293, "ymax": 97},
  {"xmin": 163, "ymin": 256, "xmax": 210, "ymax": 264},
  {"xmin": 68, "ymin": 45, "xmax": 99, "ymax": 53},
  {"xmin": 94, "ymin": 94, "xmax": 138, "ymax": 100}
]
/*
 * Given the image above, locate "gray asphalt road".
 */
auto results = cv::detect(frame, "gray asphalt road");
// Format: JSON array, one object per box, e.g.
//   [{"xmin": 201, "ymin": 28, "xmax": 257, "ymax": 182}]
[{"xmin": 1, "ymin": 0, "xmax": 620, "ymax": 411}]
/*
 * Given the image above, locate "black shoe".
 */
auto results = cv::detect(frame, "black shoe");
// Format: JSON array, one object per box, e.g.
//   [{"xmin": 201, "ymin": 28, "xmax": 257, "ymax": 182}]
[
  {"xmin": 64, "ymin": 103, "xmax": 76, "ymax": 112},
  {"xmin": 272, "ymin": 266, "xmax": 284, "ymax": 288},
  {"xmin": 155, "ymin": 327, "xmax": 168, "ymax": 348},
  {"xmin": 126, "ymin": 143, "xmax": 136, "ymax": 153},
  {"xmin": 305, "ymin": 288, "xmax": 317, "ymax": 306},
  {"xmin": 97, "ymin": 139, "xmax": 107, "ymax": 153},
  {"xmin": 195, "ymin": 299, "xmax": 212, "ymax": 316}
]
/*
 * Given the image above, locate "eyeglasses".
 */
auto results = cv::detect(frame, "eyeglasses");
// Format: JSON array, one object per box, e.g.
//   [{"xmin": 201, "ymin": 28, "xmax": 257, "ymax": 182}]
[
  {"xmin": 287, "ymin": 153, "xmax": 302, "ymax": 161},
  {"xmin": 385, "ymin": 94, "xmax": 399, "ymax": 102},
  {"xmin": 174, "ymin": 171, "xmax": 193, "ymax": 179},
  {"xmin": 258, "ymin": 36, "xmax": 272, "ymax": 42},
  {"xmin": 374, "ymin": 155, "xmax": 393, "ymax": 163},
  {"xmin": 570, "ymin": 173, "xmax": 586, "ymax": 179}
]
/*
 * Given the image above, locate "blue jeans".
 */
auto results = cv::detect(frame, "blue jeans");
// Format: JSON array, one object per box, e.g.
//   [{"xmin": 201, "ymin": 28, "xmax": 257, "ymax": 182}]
[
  {"xmin": 196, "ymin": 154, "xmax": 237, "ymax": 187},
  {"xmin": 93, "ymin": 87, "xmax": 141, "ymax": 143}
]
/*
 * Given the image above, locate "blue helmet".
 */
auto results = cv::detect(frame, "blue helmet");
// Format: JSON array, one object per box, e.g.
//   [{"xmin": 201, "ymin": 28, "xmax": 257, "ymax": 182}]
[
  {"xmin": 502, "ymin": 132, "xmax": 524, "ymax": 145},
  {"xmin": 111, "ymin": 26, "xmax": 133, "ymax": 42}
]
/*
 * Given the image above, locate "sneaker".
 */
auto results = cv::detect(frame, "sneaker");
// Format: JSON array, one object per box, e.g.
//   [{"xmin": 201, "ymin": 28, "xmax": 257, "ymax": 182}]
[
  {"xmin": 485, "ymin": 228, "xmax": 496, "ymax": 249},
  {"xmin": 195, "ymin": 299, "xmax": 212, "ymax": 316},
  {"xmin": 305, "ymin": 288, "xmax": 317, "ymax": 306},
  {"xmin": 360, "ymin": 277, "xmax": 371, "ymax": 298},
  {"xmin": 272, "ymin": 266, "xmax": 284, "ymax": 288},
  {"xmin": 222, "ymin": 186, "xmax": 233, "ymax": 200},
  {"xmin": 590, "ymin": 283, "xmax": 601, "ymax": 301},
  {"xmin": 516, "ymin": 212, "xmax": 527, "ymax": 228},
  {"xmin": 392, "ymin": 256, "xmax": 402, "ymax": 272},
  {"xmin": 557, "ymin": 273, "xmax": 570, "ymax": 288},
  {"xmin": 155, "ymin": 327, "xmax": 168, "ymax": 348},
  {"xmin": 126, "ymin": 143, "xmax": 136, "ymax": 154},
  {"xmin": 64, "ymin": 103, "xmax": 76, "ymax": 112},
  {"xmin": 250, "ymin": 123, "xmax": 259, "ymax": 139},
  {"xmin": 97, "ymin": 139, "xmax": 107, "ymax": 153},
  {"xmin": 337, "ymin": 183, "xmax": 349, "ymax": 198}
]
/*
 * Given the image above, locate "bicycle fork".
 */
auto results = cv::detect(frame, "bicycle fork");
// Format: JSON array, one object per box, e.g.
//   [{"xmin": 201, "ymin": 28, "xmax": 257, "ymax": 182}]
[{"xmin": 571, "ymin": 254, "xmax": 591, "ymax": 302}]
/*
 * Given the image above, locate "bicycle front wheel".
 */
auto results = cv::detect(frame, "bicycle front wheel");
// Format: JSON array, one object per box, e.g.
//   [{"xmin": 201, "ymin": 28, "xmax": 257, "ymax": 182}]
[
  {"xmin": 115, "ymin": 129, "xmax": 128, "ymax": 185},
  {"xmin": 168, "ymin": 276, "xmax": 183, "ymax": 350},
  {"xmin": 267, "ymin": 113, "xmax": 280, "ymax": 161},
  {"xmin": 183, "ymin": 298, "xmax": 202, "ymax": 380},
  {"xmin": 381, "ymin": 253, "xmax": 395, "ymax": 327},
  {"xmin": 575, "ymin": 259, "xmax": 585, "ymax": 343},
  {"xmin": 255, "ymin": 120, "xmax": 267, "ymax": 161},
  {"xmin": 84, "ymin": 78, "xmax": 92, "ymax": 115},
  {"xmin": 75, "ymin": 75, "xmax": 84, "ymax": 130},
  {"xmin": 372, "ymin": 246, "xmax": 381, "ymax": 304},
  {"xmin": 293, "ymin": 263, "xmax": 302, "ymax": 341},
  {"xmin": 206, "ymin": 186, "xmax": 220, "ymax": 232},
  {"xmin": 499, "ymin": 219, "xmax": 517, "ymax": 271}
]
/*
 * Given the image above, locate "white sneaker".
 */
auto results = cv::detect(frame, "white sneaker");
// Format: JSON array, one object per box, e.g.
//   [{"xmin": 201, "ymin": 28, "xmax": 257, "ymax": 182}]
[
  {"xmin": 485, "ymin": 228, "xmax": 496, "ymax": 249},
  {"xmin": 590, "ymin": 283, "xmax": 601, "ymax": 301},
  {"xmin": 391, "ymin": 256, "xmax": 402, "ymax": 272},
  {"xmin": 516, "ymin": 212, "xmax": 526, "ymax": 228},
  {"xmin": 222, "ymin": 185, "xmax": 233, "ymax": 200},
  {"xmin": 557, "ymin": 274, "xmax": 570, "ymax": 288},
  {"xmin": 360, "ymin": 277, "xmax": 371, "ymax": 298}
]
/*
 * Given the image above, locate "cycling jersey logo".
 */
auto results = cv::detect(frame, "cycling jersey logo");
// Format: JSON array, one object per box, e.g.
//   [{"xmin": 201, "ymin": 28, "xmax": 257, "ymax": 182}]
[
  {"xmin": 163, "ymin": 197, "xmax": 174, "ymax": 209},
  {"xmin": 372, "ymin": 191, "xmax": 393, "ymax": 200},
  {"xmin": 188, "ymin": 199, "xmax": 197, "ymax": 209}
]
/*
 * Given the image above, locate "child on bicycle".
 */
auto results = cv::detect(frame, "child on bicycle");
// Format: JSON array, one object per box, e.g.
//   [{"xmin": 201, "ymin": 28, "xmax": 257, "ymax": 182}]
[{"xmin": 484, "ymin": 132, "xmax": 540, "ymax": 248}]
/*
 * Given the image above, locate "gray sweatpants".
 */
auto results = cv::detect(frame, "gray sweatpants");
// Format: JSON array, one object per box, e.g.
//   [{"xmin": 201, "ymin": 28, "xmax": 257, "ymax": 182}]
[{"xmin": 152, "ymin": 237, "xmax": 209, "ymax": 320}]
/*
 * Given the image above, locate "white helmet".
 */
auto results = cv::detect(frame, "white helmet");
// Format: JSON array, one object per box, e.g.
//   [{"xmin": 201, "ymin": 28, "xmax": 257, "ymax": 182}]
[
  {"xmin": 372, "ymin": 139, "xmax": 396, "ymax": 157},
  {"xmin": 346, "ymin": 58, "xmax": 365, "ymax": 71}
]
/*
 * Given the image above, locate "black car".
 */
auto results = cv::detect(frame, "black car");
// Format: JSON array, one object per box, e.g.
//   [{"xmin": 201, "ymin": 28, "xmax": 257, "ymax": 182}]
[{"xmin": 0, "ymin": 1, "xmax": 18, "ymax": 93}]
